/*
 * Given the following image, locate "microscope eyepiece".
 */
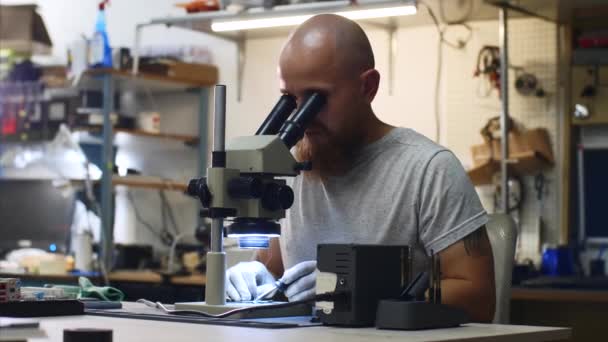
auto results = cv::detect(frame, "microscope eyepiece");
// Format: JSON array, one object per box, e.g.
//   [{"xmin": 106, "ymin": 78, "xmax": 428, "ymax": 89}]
[
  {"xmin": 255, "ymin": 94, "xmax": 297, "ymax": 135},
  {"xmin": 278, "ymin": 92, "xmax": 326, "ymax": 149}
]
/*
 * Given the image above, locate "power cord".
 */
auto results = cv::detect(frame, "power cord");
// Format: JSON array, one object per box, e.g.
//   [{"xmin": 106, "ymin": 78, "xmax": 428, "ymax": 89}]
[
  {"xmin": 136, "ymin": 292, "xmax": 347, "ymax": 319},
  {"xmin": 167, "ymin": 232, "xmax": 195, "ymax": 273},
  {"xmin": 159, "ymin": 190, "xmax": 180, "ymax": 236},
  {"xmin": 420, "ymin": 1, "xmax": 473, "ymax": 144},
  {"xmin": 127, "ymin": 190, "xmax": 174, "ymax": 246},
  {"xmin": 82, "ymin": 159, "xmax": 109, "ymax": 285}
]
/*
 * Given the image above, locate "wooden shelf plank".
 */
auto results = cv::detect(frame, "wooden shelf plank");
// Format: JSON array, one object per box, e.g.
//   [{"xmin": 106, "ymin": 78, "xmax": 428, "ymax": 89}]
[
  {"xmin": 112, "ymin": 176, "xmax": 188, "ymax": 192},
  {"xmin": 108, "ymin": 270, "xmax": 163, "ymax": 283},
  {"xmin": 1, "ymin": 271, "xmax": 205, "ymax": 286},
  {"xmin": 572, "ymin": 116, "xmax": 608, "ymax": 126},
  {"xmin": 79, "ymin": 67, "xmax": 217, "ymax": 93},
  {"xmin": 108, "ymin": 271, "xmax": 206, "ymax": 285},
  {"xmin": 114, "ymin": 129, "xmax": 199, "ymax": 144},
  {"xmin": 512, "ymin": 287, "xmax": 608, "ymax": 303},
  {"xmin": 74, "ymin": 127, "xmax": 199, "ymax": 144},
  {"xmin": 468, "ymin": 151, "xmax": 554, "ymax": 186}
]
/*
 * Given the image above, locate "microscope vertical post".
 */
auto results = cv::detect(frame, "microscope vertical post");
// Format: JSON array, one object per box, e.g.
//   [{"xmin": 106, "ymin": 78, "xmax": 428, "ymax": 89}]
[{"xmin": 205, "ymin": 85, "xmax": 227, "ymax": 305}]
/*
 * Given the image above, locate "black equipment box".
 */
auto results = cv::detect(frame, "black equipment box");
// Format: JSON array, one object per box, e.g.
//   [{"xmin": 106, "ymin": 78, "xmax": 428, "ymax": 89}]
[{"xmin": 315, "ymin": 244, "xmax": 409, "ymax": 327}]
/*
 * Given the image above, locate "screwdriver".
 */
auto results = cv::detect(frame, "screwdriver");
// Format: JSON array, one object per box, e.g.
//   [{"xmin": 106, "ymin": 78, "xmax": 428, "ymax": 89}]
[{"xmin": 254, "ymin": 279, "xmax": 288, "ymax": 302}]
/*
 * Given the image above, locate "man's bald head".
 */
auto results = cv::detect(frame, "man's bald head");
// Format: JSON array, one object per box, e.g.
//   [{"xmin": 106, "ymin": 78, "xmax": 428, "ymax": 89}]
[
  {"xmin": 278, "ymin": 15, "xmax": 385, "ymax": 179},
  {"xmin": 280, "ymin": 14, "xmax": 374, "ymax": 77}
]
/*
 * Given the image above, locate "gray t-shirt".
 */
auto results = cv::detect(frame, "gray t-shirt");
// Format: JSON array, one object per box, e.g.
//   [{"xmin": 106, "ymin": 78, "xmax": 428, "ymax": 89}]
[{"xmin": 280, "ymin": 127, "xmax": 488, "ymax": 277}]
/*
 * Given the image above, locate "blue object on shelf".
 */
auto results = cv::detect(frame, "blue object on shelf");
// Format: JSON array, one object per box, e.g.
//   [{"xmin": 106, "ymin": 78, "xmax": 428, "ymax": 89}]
[
  {"xmin": 90, "ymin": 1, "xmax": 112, "ymax": 68},
  {"xmin": 541, "ymin": 246, "xmax": 575, "ymax": 276}
]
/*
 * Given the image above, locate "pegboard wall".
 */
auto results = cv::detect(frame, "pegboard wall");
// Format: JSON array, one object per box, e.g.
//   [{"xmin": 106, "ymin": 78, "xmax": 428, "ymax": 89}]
[
  {"xmin": 444, "ymin": 17, "xmax": 560, "ymax": 265},
  {"xmin": 507, "ymin": 18, "xmax": 559, "ymax": 265}
]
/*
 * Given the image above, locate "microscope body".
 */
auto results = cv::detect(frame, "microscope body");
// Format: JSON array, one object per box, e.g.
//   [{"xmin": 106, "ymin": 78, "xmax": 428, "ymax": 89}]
[
  {"xmin": 186, "ymin": 87, "xmax": 324, "ymax": 306},
  {"xmin": 212, "ymin": 135, "xmax": 299, "ymax": 220}
]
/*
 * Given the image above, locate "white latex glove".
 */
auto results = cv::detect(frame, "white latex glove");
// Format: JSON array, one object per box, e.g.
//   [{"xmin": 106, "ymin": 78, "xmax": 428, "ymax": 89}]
[
  {"xmin": 282, "ymin": 260, "xmax": 317, "ymax": 302},
  {"xmin": 226, "ymin": 261, "xmax": 275, "ymax": 301}
]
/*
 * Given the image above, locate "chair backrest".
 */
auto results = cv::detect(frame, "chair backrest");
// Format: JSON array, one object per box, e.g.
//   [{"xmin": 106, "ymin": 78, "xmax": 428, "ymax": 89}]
[{"xmin": 485, "ymin": 213, "xmax": 518, "ymax": 324}]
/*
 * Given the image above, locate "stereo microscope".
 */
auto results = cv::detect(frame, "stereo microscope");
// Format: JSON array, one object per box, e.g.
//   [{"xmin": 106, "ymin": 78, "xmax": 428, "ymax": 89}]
[{"xmin": 175, "ymin": 85, "xmax": 325, "ymax": 316}]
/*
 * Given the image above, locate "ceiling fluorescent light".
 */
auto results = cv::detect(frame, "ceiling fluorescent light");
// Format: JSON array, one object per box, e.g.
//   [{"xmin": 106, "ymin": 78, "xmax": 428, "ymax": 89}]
[
  {"xmin": 336, "ymin": 5, "xmax": 417, "ymax": 20},
  {"xmin": 212, "ymin": 14, "xmax": 313, "ymax": 32},
  {"xmin": 211, "ymin": 4, "xmax": 417, "ymax": 32}
]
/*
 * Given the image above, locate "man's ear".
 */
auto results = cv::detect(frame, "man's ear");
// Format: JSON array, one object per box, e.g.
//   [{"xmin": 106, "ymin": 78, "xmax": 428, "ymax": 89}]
[{"xmin": 360, "ymin": 69, "xmax": 380, "ymax": 103}]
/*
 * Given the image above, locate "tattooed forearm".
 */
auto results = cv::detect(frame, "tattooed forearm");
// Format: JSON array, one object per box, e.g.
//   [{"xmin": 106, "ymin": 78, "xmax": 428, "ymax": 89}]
[{"xmin": 463, "ymin": 226, "xmax": 491, "ymax": 257}]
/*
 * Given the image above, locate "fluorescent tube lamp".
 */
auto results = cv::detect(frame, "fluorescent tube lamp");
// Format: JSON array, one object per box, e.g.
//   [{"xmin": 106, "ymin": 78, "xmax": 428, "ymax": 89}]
[{"xmin": 211, "ymin": 4, "xmax": 417, "ymax": 32}]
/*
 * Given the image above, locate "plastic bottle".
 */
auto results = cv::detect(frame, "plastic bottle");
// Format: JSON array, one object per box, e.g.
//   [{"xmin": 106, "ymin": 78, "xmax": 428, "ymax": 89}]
[{"xmin": 90, "ymin": 0, "xmax": 112, "ymax": 68}]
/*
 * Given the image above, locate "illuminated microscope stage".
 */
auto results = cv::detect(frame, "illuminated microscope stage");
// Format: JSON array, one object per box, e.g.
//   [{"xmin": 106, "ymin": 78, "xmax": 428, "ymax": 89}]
[{"xmin": 174, "ymin": 301, "xmax": 312, "ymax": 319}]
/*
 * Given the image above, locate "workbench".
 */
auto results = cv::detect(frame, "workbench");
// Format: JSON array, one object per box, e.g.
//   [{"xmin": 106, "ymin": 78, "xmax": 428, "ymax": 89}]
[
  {"xmin": 32, "ymin": 312, "xmax": 570, "ymax": 342},
  {"xmin": 511, "ymin": 287, "xmax": 608, "ymax": 342}
]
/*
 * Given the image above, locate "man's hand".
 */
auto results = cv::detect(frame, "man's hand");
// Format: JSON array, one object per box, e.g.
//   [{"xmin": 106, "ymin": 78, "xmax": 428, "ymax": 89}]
[
  {"xmin": 226, "ymin": 261, "xmax": 275, "ymax": 301},
  {"xmin": 283, "ymin": 261, "xmax": 317, "ymax": 301}
]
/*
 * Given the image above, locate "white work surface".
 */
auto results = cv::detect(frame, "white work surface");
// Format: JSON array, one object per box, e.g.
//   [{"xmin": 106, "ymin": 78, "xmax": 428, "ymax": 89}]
[{"xmin": 29, "ymin": 313, "xmax": 570, "ymax": 342}]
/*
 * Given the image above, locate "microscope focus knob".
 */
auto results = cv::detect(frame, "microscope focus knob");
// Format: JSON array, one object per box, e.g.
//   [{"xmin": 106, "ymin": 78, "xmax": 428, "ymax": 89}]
[
  {"xmin": 228, "ymin": 177, "xmax": 264, "ymax": 199},
  {"xmin": 187, "ymin": 178, "xmax": 211, "ymax": 207},
  {"xmin": 262, "ymin": 183, "xmax": 294, "ymax": 211}
]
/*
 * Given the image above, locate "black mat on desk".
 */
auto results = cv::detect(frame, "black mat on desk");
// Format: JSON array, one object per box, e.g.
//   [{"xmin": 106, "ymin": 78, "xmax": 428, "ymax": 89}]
[
  {"xmin": 85, "ymin": 309, "xmax": 320, "ymax": 329},
  {"xmin": 0, "ymin": 300, "xmax": 84, "ymax": 317}
]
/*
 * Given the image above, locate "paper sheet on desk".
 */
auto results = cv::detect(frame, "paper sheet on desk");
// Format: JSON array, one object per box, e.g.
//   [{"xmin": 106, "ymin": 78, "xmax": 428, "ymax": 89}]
[{"xmin": 84, "ymin": 302, "xmax": 321, "ymax": 329}]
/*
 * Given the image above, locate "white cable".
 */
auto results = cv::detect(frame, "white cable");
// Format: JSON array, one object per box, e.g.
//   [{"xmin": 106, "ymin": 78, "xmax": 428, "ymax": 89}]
[
  {"xmin": 167, "ymin": 232, "xmax": 195, "ymax": 273},
  {"xmin": 420, "ymin": 2, "xmax": 473, "ymax": 144}
]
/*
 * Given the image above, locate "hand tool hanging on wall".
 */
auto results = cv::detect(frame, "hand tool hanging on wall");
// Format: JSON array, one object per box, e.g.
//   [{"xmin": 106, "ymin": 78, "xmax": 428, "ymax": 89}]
[{"xmin": 473, "ymin": 46, "xmax": 501, "ymax": 96}]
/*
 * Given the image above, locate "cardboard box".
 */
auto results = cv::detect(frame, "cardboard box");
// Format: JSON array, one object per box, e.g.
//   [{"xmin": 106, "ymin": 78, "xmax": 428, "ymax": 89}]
[
  {"xmin": 471, "ymin": 131, "xmax": 520, "ymax": 167},
  {"xmin": 468, "ymin": 128, "xmax": 554, "ymax": 185}
]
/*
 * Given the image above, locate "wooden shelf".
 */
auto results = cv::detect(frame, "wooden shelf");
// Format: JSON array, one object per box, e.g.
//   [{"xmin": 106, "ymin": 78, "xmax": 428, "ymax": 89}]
[
  {"xmin": 571, "ymin": 116, "xmax": 608, "ymax": 126},
  {"xmin": 78, "ymin": 68, "xmax": 217, "ymax": 93},
  {"xmin": 112, "ymin": 176, "xmax": 188, "ymax": 192},
  {"xmin": 512, "ymin": 287, "xmax": 608, "ymax": 304},
  {"xmin": 108, "ymin": 270, "xmax": 163, "ymax": 283},
  {"xmin": 108, "ymin": 271, "xmax": 205, "ymax": 285},
  {"xmin": 75, "ymin": 127, "xmax": 199, "ymax": 144},
  {"xmin": 115, "ymin": 129, "xmax": 198, "ymax": 144},
  {"xmin": 60, "ymin": 177, "xmax": 187, "ymax": 192},
  {"xmin": 0, "ymin": 271, "xmax": 205, "ymax": 286},
  {"xmin": 468, "ymin": 151, "xmax": 554, "ymax": 186}
]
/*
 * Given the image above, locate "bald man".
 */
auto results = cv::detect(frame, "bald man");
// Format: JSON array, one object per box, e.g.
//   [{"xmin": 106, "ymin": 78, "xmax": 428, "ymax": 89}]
[{"xmin": 226, "ymin": 14, "xmax": 495, "ymax": 322}]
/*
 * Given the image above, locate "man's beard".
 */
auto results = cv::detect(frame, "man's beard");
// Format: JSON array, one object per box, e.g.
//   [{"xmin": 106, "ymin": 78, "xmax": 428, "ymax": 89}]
[{"xmin": 295, "ymin": 129, "xmax": 357, "ymax": 180}]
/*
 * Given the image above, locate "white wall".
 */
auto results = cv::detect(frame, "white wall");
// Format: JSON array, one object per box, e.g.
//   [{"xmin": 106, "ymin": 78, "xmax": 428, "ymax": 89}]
[{"xmin": 15, "ymin": 0, "xmax": 562, "ymax": 264}]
